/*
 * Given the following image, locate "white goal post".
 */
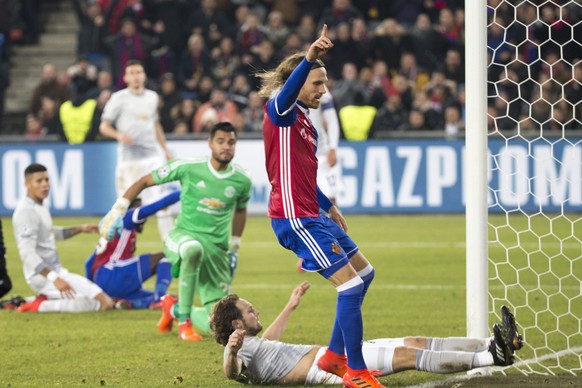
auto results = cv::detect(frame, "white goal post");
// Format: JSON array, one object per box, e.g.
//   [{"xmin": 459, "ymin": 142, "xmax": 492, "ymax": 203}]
[{"xmin": 466, "ymin": 0, "xmax": 581, "ymax": 376}]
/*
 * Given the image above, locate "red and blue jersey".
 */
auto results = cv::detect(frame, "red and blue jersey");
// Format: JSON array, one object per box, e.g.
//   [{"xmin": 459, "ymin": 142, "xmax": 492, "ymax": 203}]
[{"xmin": 263, "ymin": 58, "xmax": 332, "ymax": 219}]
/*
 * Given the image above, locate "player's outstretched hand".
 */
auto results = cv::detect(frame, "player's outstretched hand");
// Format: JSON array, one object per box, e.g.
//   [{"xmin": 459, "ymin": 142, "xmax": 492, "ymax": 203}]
[
  {"xmin": 306, "ymin": 24, "xmax": 333, "ymax": 62},
  {"xmin": 99, "ymin": 198, "xmax": 130, "ymax": 241},
  {"xmin": 287, "ymin": 281, "xmax": 310, "ymax": 310}
]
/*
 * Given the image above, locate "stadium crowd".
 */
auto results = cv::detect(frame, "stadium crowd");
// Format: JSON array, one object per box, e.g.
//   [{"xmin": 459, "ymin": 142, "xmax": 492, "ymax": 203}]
[{"xmin": 2, "ymin": 0, "xmax": 581, "ymax": 141}]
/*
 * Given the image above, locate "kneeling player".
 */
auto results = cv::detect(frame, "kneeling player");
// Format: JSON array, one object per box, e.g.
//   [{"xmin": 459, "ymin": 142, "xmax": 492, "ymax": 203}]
[{"xmin": 85, "ymin": 192, "xmax": 179, "ymax": 309}]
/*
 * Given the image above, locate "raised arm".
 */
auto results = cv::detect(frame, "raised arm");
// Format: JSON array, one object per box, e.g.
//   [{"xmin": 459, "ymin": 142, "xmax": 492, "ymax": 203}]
[{"xmin": 261, "ymin": 281, "xmax": 311, "ymax": 341}]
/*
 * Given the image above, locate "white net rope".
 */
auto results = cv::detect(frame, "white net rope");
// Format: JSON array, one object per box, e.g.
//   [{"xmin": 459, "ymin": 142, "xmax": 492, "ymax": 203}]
[{"xmin": 487, "ymin": 0, "xmax": 581, "ymax": 375}]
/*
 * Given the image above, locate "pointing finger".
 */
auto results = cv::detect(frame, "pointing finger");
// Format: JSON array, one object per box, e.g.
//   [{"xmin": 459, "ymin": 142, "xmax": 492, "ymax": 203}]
[{"xmin": 320, "ymin": 24, "xmax": 327, "ymax": 38}]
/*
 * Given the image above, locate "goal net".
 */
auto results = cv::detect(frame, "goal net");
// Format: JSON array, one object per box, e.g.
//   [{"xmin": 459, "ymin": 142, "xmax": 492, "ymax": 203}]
[{"xmin": 486, "ymin": 0, "xmax": 581, "ymax": 376}]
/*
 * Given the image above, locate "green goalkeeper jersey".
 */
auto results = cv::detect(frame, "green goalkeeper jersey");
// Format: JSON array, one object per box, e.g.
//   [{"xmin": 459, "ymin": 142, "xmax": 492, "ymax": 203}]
[{"xmin": 152, "ymin": 156, "xmax": 252, "ymax": 250}]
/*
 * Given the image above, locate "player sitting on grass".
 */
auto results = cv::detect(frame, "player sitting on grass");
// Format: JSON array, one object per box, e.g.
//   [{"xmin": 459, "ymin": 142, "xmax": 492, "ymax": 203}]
[
  {"xmin": 86, "ymin": 192, "xmax": 179, "ymax": 309},
  {"xmin": 210, "ymin": 282, "xmax": 524, "ymax": 386}
]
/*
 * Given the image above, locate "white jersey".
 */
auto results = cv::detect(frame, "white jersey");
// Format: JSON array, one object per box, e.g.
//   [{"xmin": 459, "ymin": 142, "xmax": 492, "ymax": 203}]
[
  {"xmin": 101, "ymin": 88, "xmax": 161, "ymax": 161},
  {"xmin": 310, "ymin": 86, "xmax": 340, "ymax": 159},
  {"xmin": 226, "ymin": 336, "xmax": 313, "ymax": 384},
  {"xmin": 12, "ymin": 196, "xmax": 62, "ymax": 285},
  {"xmin": 309, "ymin": 86, "xmax": 342, "ymax": 199}
]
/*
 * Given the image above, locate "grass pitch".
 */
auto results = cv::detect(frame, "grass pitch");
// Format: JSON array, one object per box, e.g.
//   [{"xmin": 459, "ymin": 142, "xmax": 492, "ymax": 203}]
[{"xmin": 0, "ymin": 214, "xmax": 576, "ymax": 386}]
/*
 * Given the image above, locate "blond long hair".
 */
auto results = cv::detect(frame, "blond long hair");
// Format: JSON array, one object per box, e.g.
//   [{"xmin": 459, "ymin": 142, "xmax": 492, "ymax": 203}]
[{"xmin": 257, "ymin": 51, "xmax": 325, "ymax": 98}]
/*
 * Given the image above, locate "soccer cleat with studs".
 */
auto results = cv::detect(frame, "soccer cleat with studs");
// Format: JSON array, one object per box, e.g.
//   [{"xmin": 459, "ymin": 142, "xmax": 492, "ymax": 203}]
[
  {"xmin": 177, "ymin": 318, "xmax": 203, "ymax": 341},
  {"xmin": 489, "ymin": 323, "xmax": 514, "ymax": 366},
  {"xmin": 500, "ymin": 305, "xmax": 524, "ymax": 351},
  {"xmin": 0, "ymin": 295, "xmax": 26, "ymax": 310}
]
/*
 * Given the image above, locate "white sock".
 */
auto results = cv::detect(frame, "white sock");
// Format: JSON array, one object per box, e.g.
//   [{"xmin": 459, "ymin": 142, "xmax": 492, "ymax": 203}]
[
  {"xmin": 427, "ymin": 337, "xmax": 490, "ymax": 352},
  {"xmin": 38, "ymin": 298, "xmax": 100, "ymax": 313},
  {"xmin": 416, "ymin": 349, "xmax": 475, "ymax": 373},
  {"xmin": 472, "ymin": 350, "xmax": 495, "ymax": 367}
]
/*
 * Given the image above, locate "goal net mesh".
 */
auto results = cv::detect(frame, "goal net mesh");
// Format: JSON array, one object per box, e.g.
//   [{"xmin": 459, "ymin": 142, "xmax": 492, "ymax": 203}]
[{"xmin": 486, "ymin": 0, "xmax": 581, "ymax": 375}]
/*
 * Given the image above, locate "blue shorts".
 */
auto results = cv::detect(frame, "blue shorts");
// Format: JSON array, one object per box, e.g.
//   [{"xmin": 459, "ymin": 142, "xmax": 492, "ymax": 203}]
[
  {"xmin": 93, "ymin": 254, "xmax": 154, "ymax": 299},
  {"xmin": 271, "ymin": 214, "xmax": 358, "ymax": 277}
]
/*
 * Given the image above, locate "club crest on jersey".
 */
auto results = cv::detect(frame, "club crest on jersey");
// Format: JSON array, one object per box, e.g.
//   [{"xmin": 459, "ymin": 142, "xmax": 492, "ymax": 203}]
[
  {"xmin": 157, "ymin": 166, "xmax": 170, "ymax": 178},
  {"xmin": 199, "ymin": 198, "xmax": 226, "ymax": 209},
  {"xmin": 331, "ymin": 241, "xmax": 341, "ymax": 255},
  {"xmin": 224, "ymin": 186, "xmax": 235, "ymax": 198}
]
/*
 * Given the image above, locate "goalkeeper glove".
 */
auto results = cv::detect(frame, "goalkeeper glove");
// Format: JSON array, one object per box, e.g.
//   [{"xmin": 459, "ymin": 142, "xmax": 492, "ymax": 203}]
[
  {"xmin": 99, "ymin": 198, "xmax": 130, "ymax": 241},
  {"xmin": 227, "ymin": 251, "xmax": 238, "ymax": 278}
]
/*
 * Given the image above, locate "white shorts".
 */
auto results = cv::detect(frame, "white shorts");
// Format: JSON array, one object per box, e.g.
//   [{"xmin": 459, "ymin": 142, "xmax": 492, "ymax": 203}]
[
  {"xmin": 29, "ymin": 268, "xmax": 104, "ymax": 299},
  {"xmin": 305, "ymin": 347, "xmax": 343, "ymax": 385},
  {"xmin": 116, "ymin": 156, "xmax": 175, "ymax": 212},
  {"xmin": 317, "ymin": 160, "xmax": 342, "ymax": 200}
]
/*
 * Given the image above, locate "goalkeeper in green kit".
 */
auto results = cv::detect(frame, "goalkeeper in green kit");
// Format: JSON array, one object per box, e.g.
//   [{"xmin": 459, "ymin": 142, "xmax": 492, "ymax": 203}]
[{"xmin": 100, "ymin": 122, "xmax": 252, "ymax": 341}]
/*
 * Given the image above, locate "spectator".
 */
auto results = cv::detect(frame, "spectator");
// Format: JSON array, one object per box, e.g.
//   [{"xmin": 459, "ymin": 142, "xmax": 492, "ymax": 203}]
[
  {"xmin": 188, "ymin": 0, "xmax": 230, "ymax": 50},
  {"xmin": 67, "ymin": 55, "xmax": 98, "ymax": 95},
  {"xmin": 0, "ymin": 62, "xmax": 8, "ymax": 129},
  {"xmin": 371, "ymin": 19, "xmax": 410, "ymax": 72},
  {"xmin": 228, "ymin": 73, "xmax": 251, "ymax": 111},
  {"xmin": 210, "ymin": 36, "xmax": 240, "ymax": 88},
  {"xmin": 29, "ymin": 63, "xmax": 71, "ymax": 117},
  {"xmin": 25, "ymin": 114, "xmax": 46, "ymax": 140},
  {"xmin": 397, "ymin": 52, "xmax": 420, "ymax": 88},
  {"xmin": 102, "ymin": 17, "xmax": 157, "ymax": 88},
  {"xmin": 72, "ymin": 0, "xmax": 108, "ymax": 70},
  {"xmin": 403, "ymin": 107, "xmax": 427, "ymax": 131},
  {"xmin": 172, "ymin": 98, "xmax": 197, "ymax": 134},
  {"xmin": 387, "ymin": 0, "xmax": 426, "ymax": 27},
  {"xmin": 262, "ymin": 10, "xmax": 290, "ymax": 50},
  {"xmin": 358, "ymin": 66, "xmax": 386, "ymax": 109},
  {"xmin": 236, "ymin": 12, "xmax": 265, "ymax": 55},
  {"xmin": 412, "ymin": 90, "xmax": 443, "ymax": 130},
  {"xmin": 241, "ymin": 91, "xmax": 264, "ymax": 133},
  {"xmin": 409, "ymin": 13, "xmax": 448, "ymax": 73},
  {"xmin": 55, "ymin": 85, "xmax": 99, "ymax": 144},
  {"xmin": 158, "ymin": 72, "xmax": 182, "ymax": 133},
  {"xmin": 332, "ymin": 62, "xmax": 366, "ymax": 110},
  {"xmin": 391, "ymin": 73, "xmax": 414, "ymax": 111},
  {"xmin": 143, "ymin": 0, "xmax": 189, "ymax": 59},
  {"xmin": 192, "ymin": 89, "xmax": 238, "ymax": 133},
  {"xmin": 178, "ymin": 33, "xmax": 211, "ymax": 96},
  {"xmin": 369, "ymin": 89, "xmax": 408, "ymax": 137},
  {"xmin": 443, "ymin": 48, "xmax": 464, "ymax": 85},
  {"xmin": 444, "ymin": 104, "xmax": 463, "ymax": 137},
  {"xmin": 319, "ymin": 0, "xmax": 363, "ymax": 29},
  {"xmin": 242, "ymin": 39, "xmax": 277, "ymax": 90},
  {"xmin": 327, "ymin": 22, "xmax": 361, "ymax": 78},
  {"xmin": 295, "ymin": 14, "xmax": 317, "ymax": 45},
  {"xmin": 88, "ymin": 70, "xmax": 114, "ymax": 98},
  {"xmin": 338, "ymin": 90, "xmax": 377, "ymax": 141}
]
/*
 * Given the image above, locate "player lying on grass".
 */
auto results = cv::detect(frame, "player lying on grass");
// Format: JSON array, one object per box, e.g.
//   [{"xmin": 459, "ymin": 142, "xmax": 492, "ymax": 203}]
[
  {"xmin": 85, "ymin": 192, "xmax": 179, "ymax": 309},
  {"xmin": 210, "ymin": 282, "xmax": 524, "ymax": 385}
]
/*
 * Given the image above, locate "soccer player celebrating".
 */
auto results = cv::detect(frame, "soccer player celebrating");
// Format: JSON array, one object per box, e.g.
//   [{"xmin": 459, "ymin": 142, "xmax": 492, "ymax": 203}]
[
  {"xmin": 258, "ymin": 25, "xmax": 382, "ymax": 387},
  {"xmin": 211, "ymin": 282, "xmax": 524, "ymax": 386},
  {"xmin": 100, "ymin": 122, "xmax": 252, "ymax": 341}
]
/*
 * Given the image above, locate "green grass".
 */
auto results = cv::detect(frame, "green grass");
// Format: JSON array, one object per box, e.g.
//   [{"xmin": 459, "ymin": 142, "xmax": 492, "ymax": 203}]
[{"xmin": 0, "ymin": 214, "xmax": 578, "ymax": 386}]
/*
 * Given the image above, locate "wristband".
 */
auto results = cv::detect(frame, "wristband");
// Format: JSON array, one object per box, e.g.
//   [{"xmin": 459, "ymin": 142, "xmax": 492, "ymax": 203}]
[{"xmin": 46, "ymin": 270, "xmax": 59, "ymax": 282}]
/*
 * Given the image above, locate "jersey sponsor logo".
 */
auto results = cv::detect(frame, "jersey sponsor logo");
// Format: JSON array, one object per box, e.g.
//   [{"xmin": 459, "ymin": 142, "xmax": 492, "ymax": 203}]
[
  {"xmin": 196, "ymin": 180, "xmax": 206, "ymax": 188},
  {"xmin": 199, "ymin": 198, "xmax": 226, "ymax": 209},
  {"xmin": 157, "ymin": 166, "xmax": 170, "ymax": 178},
  {"xmin": 224, "ymin": 186, "xmax": 235, "ymax": 198},
  {"xmin": 331, "ymin": 241, "xmax": 341, "ymax": 255}
]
